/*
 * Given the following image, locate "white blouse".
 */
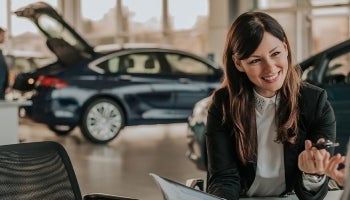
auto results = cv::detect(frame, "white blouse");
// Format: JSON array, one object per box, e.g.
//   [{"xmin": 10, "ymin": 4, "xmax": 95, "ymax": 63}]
[
  {"xmin": 246, "ymin": 90, "xmax": 325, "ymax": 197},
  {"xmin": 246, "ymin": 90, "xmax": 285, "ymax": 197}
]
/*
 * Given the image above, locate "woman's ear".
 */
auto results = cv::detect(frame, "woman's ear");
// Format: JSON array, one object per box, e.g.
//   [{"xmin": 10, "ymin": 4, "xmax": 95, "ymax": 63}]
[{"xmin": 232, "ymin": 55, "xmax": 244, "ymax": 72}]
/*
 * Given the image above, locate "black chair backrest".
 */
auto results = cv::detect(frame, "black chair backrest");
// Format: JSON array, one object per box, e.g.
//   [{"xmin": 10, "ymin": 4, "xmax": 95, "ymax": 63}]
[{"xmin": 0, "ymin": 141, "xmax": 82, "ymax": 200}]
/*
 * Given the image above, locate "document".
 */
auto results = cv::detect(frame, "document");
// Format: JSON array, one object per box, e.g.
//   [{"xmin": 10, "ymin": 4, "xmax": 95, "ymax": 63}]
[
  {"xmin": 149, "ymin": 173, "xmax": 225, "ymax": 200},
  {"xmin": 150, "ymin": 173, "xmax": 343, "ymax": 200}
]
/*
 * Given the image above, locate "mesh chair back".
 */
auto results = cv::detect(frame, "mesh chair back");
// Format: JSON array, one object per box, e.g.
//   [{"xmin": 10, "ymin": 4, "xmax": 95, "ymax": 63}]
[{"xmin": 0, "ymin": 141, "xmax": 82, "ymax": 200}]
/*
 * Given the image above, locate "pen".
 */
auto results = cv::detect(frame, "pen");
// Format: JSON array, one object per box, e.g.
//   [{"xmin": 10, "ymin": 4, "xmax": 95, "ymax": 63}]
[{"xmin": 312, "ymin": 140, "xmax": 339, "ymax": 150}]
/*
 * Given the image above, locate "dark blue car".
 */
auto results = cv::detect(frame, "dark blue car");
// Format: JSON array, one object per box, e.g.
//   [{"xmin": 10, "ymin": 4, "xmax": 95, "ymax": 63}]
[
  {"xmin": 187, "ymin": 38, "xmax": 350, "ymax": 170},
  {"xmin": 14, "ymin": 2, "xmax": 222, "ymax": 143}
]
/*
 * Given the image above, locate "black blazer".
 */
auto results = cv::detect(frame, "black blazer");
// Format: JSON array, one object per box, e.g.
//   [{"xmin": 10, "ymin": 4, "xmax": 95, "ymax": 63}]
[{"xmin": 206, "ymin": 82, "xmax": 336, "ymax": 200}]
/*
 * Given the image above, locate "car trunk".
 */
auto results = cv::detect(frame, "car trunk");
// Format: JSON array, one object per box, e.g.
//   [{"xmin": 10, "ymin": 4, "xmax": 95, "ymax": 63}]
[{"xmin": 14, "ymin": 1, "xmax": 96, "ymax": 66}]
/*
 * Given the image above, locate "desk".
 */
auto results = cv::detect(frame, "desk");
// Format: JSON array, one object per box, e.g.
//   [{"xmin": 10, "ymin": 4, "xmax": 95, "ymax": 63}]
[
  {"xmin": 0, "ymin": 100, "xmax": 31, "ymax": 145},
  {"xmin": 240, "ymin": 190, "xmax": 343, "ymax": 200}
]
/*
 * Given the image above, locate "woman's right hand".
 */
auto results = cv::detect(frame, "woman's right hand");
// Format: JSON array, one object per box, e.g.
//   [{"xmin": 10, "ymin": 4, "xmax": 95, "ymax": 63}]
[{"xmin": 298, "ymin": 139, "xmax": 330, "ymax": 175}]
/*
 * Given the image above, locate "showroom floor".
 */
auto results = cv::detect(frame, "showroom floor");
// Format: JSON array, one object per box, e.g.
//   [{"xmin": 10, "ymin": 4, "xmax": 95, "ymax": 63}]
[{"xmin": 18, "ymin": 118, "xmax": 206, "ymax": 200}]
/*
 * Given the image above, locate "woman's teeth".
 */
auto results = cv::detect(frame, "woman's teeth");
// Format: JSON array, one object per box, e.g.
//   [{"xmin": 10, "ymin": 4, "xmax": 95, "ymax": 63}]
[{"xmin": 263, "ymin": 73, "xmax": 278, "ymax": 80}]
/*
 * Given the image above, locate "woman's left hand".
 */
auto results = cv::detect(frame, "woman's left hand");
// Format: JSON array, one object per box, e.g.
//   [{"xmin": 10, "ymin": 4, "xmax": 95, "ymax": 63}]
[{"xmin": 298, "ymin": 138, "xmax": 330, "ymax": 175}]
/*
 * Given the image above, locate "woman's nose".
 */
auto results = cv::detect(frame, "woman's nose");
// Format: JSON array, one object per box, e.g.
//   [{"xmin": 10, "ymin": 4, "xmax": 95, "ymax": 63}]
[{"xmin": 263, "ymin": 58, "xmax": 275, "ymax": 70}]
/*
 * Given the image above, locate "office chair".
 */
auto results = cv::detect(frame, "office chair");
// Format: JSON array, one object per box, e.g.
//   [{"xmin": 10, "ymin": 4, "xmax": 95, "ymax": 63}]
[{"xmin": 0, "ymin": 141, "xmax": 138, "ymax": 200}]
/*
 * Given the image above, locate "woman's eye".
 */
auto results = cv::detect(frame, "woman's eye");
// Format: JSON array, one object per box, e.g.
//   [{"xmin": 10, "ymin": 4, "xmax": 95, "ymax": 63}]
[
  {"xmin": 272, "ymin": 51, "xmax": 280, "ymax": 56},
  {"xmin": 249, "ymin": 59, "xmax": 260, "ymax": 64}
]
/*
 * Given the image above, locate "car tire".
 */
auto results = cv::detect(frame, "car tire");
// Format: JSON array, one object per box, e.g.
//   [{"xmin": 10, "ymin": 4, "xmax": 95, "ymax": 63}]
[
  {"xmin": 80, "ymin": 98, "xmax": 125, "ymax": 144},
  {"xmin": 48, "ymin": 125, "xmax": 74, "ymax": 136}
]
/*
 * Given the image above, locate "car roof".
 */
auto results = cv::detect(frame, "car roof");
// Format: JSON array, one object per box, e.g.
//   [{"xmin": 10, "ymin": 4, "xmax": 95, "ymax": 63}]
[
  {"xmin": 96, "ymin": 47, "xmax": 221, "ymax": 67},
  {"xmin": 94, "ymin": 43, "xmax": 174, "ymax": 53},
  {"xmin": 300, "ymin": 38, "xmax": 350, "ymax": 70}
]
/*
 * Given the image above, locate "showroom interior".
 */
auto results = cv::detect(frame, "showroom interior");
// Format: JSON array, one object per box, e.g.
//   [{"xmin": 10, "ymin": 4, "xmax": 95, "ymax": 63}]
[{"xmin": 0, "ymin": 0, "xmax": 349, "ymax": 200}]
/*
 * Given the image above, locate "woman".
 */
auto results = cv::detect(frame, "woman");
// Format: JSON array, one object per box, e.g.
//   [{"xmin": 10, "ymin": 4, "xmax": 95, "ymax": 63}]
[{"xmin": 206, "ymin": 11, "xmax": 336, "ymax": 200}]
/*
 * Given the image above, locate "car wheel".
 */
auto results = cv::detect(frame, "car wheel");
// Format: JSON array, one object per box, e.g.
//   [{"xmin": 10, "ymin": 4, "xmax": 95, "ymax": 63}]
[
  {"xmin": 80, "ymin": 98, "xmax": 125, "ymax": 144},
  {"xmin": 48, "ymin": 125, "xmax": 74, "ymax": 136}
]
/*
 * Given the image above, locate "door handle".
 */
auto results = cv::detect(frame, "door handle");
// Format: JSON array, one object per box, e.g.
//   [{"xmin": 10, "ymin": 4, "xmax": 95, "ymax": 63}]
[
  {"xmin": 178, "ymin": 78, "xmax": 191, "ymax": 84},
  {"xmin": 119, "ymin": 75, "xmax": 132, "ymax": 81}
]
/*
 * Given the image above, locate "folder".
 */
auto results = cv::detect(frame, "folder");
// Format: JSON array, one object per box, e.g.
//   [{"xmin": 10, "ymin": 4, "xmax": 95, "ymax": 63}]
[{"xmin": 149, "ymin": 173, "xmax": 225, "ymax": 200}]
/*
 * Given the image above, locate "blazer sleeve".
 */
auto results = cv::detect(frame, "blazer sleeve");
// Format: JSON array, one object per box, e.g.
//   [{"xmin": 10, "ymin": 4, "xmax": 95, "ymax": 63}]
[
  {"xmin": 294, "ymin": 87, "xmax": 336, "ymax": 200},
  {"xmin": 206, "ymin": 95, "xmax": 241, "ymax": 200}
]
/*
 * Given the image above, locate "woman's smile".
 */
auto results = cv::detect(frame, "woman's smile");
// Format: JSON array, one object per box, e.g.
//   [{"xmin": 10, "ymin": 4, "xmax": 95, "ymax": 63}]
[{"xmin": 262, "ymin": 71, "xmax": 280, "ymax": 82}]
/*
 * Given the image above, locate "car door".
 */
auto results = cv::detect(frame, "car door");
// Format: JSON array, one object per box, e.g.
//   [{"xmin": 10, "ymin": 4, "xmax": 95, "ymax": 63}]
[
  {"xmin": 319, "ymin": 52, "xmax": 350, "ymax": 154},
  {"xmin": 161, "ymin": 52, "xmax": 222, "ymax": 119},
  {"xmin": 91, "ymin": 51, "xmax": 177, "ymax": 121}
]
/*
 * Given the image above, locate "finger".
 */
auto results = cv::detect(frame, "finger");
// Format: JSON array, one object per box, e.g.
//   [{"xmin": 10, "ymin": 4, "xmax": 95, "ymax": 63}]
[
  {"xmin": 299, "ymin": 152, "xmax": 312, "ymax": 173},
  {"xmin": 321, "ymin": 151, "xmax": 330, "ymax": 173},
  {"xmin": 341, "ymin": 156, "xmax": 346, "ymax": 164},
  {"xmin": 323, "ymin": 151, "xmax": 330, "ymax": 164},
  {"xmin": 326, "ymin": 154, "xmax": 343, "ymax": 176},
  {"xmin": 317, "ymin": 138, "xmax": 326, "ymax": 143},
  {"xmin": 330, "ymin": 154, "xmax": 344, "ymax": 165},
  {"xmin": 313, "ymin": 151, "xmax": 324, "ymax": 173},
  {"xmin": 314, "ymin": 149, "xmax": 330, "ymax": 174},
  {"xmin": 301, "ymin": 153, "xmax": 316, "ymax": 173},
  {"xmin": 298, "ymin": 153, "xmax": 307, "ymax": 171},
  {"xmin": 305, "ymin": 140, "xmax": 312, "ymax": 150},
  {"xmin": 328, "ymin": 154, "xmax": 340, "ymax": 166}
]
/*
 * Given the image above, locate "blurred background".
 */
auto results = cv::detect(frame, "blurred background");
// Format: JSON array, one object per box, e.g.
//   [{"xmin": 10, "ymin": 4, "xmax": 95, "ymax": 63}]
[
  {"xmin": 1, "ymin": 0, "xmax": 349, "ymax": 199},
  {"xmin": 1, "ymin": 0, "xmax": 349, "ymax": 77}
]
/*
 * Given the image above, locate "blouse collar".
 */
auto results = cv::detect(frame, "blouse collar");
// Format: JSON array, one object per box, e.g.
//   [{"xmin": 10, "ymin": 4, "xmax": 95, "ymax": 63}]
[{"xmin": 253, "ymin": 90, "xmax": 280, "ymax": 114}]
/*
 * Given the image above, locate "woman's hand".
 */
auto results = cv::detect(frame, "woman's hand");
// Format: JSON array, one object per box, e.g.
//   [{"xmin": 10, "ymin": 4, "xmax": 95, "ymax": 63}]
[
  {"xmin": 325, "ymin": 153, "xmax": 346, "ymax": 186},
  {"xmin": 298, "ymin": 138, "xmax": 330, "ymax": 175}
]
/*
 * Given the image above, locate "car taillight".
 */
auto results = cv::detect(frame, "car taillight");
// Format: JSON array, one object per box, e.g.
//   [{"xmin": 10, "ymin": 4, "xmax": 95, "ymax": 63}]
[{"xmin": 36, "ymin": 76, "xmax": 67, "ymax": 88}]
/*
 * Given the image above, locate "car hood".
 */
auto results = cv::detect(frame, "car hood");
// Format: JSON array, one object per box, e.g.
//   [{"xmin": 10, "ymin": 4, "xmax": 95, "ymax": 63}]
[{"xmin": 14, "ymin": 1, "xmax": 96, "ymax": 65}]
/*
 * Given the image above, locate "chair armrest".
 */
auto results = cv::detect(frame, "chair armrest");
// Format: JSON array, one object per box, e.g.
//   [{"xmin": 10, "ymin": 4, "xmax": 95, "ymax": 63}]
[{"xmin": 83, "ymin": 193, "xmax": 139, "ymax": 200}]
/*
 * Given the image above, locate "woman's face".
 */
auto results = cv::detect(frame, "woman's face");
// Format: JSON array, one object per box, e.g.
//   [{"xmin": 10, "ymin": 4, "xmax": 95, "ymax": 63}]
[{"xmin": 233, "ymin": 32, "xmax": 289, "ymax": 98}]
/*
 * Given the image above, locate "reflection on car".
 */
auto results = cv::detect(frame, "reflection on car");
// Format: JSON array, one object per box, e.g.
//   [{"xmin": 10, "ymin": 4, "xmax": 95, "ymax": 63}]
[
  {"xmin": 187, "ymin": 39, "xmax": 350, "ymax": 170},
  {"xmin": 13, "ymin": 2, "xmax": 223, "ymax": 144}
]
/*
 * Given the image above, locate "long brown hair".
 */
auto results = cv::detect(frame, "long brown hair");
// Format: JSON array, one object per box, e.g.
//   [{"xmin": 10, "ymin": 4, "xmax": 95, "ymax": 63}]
[{"xmin": 220, "ymin": 11, "xmax": 302, "ymax": 165}]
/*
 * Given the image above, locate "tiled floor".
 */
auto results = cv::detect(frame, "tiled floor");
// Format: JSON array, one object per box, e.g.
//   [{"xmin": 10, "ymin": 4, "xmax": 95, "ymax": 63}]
[{"xmin": 18, "ymin": 118, "xmax": 206, "ymax": 200}]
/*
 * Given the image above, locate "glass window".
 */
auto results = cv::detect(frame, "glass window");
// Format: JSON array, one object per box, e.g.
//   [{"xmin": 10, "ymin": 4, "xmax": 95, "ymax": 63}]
[
  {"xmin": 125, "ymin": 53, "xmax": 160, "ymax": 74},
  {"xmin": 312, "ymin": 16, "xmax": 348, "ymax": 54},
  {"xmin": 257, "ymin": 0, "xmax": 296, "ymax": 9},
  {"xmin": 311, "ymin": 0, "xmax": 350, "ymax": 6},
  {"xmin": 165, "ymin": 53, "xmax": 214, "ymax": 75},
  {"xmin": 95, "ymin": 53, "xmax": 161, "ymax": 74},
  {"xmin": 269, "ymin": 12, "xmax": 296, "ymax": 53},
  {"xmin": 325, "ymin": 53, "xmax": 350, "ymax": 84}
]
